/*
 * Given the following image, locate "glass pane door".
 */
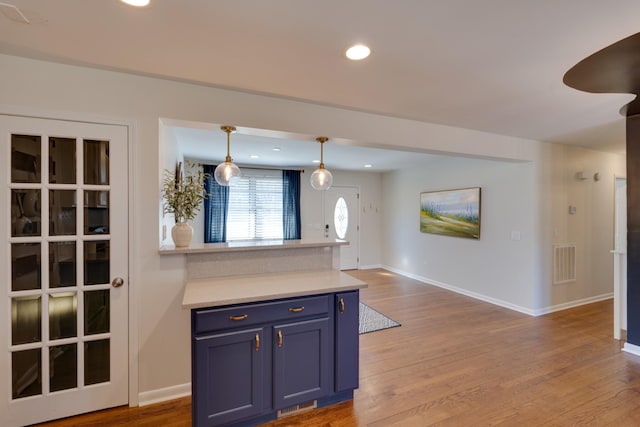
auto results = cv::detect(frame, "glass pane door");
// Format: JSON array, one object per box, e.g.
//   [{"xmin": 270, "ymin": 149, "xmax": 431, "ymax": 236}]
[
  {"xmin": 9, "ymin": 133, "xmax": 113, "ymax": 397},
  {"xmin": 1, "ymin": 116, "xmax": 128, "ymax": 426}
]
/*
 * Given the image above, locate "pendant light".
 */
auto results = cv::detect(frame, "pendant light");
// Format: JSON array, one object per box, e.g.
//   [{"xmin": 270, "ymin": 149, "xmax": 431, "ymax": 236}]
[
  {"xmin": 214, "ymin": 125, "xmax": 241, "ymax": 186},
  {"xmin": 310, "ymin": 136, "xmax": 333, "ymax": 190}
]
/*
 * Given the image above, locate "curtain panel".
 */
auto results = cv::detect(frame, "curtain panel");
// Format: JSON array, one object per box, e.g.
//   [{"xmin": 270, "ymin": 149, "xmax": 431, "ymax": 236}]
[
  {"xmin": 282, "ymin": 169, "xmax": 301, "ymax": 240},
  {"xmin": 203, "ymin": 164, "xmax": 229, "ymax": 243}
]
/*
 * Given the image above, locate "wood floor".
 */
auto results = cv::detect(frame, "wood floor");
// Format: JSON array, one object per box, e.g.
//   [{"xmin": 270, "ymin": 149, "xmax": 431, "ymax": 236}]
[{"xmin": 39, "ymin": 268, "xmax": 640, "ymax": 426}]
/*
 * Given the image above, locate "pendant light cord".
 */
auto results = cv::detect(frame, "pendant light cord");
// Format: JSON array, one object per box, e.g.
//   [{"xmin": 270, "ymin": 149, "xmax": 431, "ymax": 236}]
[
  {"xmin": 316, "ymin": 136, "xmax": 328, "ymax": 169},
  {"xmin": 221, "ymin": 125, "xmax": 236, "ymax": 162}
]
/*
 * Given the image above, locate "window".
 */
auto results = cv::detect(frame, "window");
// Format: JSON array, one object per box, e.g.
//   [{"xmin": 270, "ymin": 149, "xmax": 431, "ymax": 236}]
[
  {"xmin": 203, "ymin": 165, "xmax": 300, "ymax": 243},
  {"xmin": 334, "ymin": 197, "xmax": 348, "ymax": 239},
  {"xmin": 226, "ymin": 168, "xmax": 283, "ymax": 241}
]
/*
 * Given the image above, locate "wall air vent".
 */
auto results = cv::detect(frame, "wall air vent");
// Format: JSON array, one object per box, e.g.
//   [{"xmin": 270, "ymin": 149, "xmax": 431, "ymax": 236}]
[
  {"xmin": 553, "ymin": 244, "xmax": 576, "ymax": 284},
  {"xmin": 277, "ymin": 400, "xmax": 317, "ymax": 418}
]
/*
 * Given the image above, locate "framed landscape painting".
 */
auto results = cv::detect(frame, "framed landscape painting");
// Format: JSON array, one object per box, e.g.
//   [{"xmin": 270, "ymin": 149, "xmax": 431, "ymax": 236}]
[{"xmin": 420, "ymin": 187, "xmax": 481, "ymax": 239}]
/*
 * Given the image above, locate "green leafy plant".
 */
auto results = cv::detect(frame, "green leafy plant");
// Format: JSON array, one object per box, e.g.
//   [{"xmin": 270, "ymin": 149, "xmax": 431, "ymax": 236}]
[{"xmin": 161, "ymin": 161, "xmax": 209, "ymax": 223}]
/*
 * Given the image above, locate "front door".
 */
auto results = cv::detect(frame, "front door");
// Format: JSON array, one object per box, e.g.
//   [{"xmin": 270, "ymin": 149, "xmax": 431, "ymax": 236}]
[
  {"xmin": 324, "ymin": 186, "xmax": 359, "ymax": 270},
  {"xmin": 0, "ymin": 115, "xmax": 129, "ymax": 426}
]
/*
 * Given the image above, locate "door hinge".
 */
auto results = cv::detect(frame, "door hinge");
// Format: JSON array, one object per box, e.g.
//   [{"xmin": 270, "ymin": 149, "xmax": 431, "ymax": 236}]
[{"xmin": 357, "ymin": 193, "xmax": 360, "ymax": 199}]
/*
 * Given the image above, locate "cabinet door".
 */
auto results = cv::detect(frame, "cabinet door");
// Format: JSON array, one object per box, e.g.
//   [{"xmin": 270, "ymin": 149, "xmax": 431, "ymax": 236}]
[
  {"xmin": 193, "ymin": 328, "xmax": 264, "ymax": 426},
  {"xmin": 273, "ymin": 318, "xmax": 331, "ymax": 409},
  {"xmin": 335, "ymin": 291, "xmax": 359, "ymax": 392}
]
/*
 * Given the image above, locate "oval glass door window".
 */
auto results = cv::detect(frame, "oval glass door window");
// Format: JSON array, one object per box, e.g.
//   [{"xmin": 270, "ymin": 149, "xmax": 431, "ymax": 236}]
[{"xmin": 334, "ymin": 197, "xmax": 349, "ymax": 239}]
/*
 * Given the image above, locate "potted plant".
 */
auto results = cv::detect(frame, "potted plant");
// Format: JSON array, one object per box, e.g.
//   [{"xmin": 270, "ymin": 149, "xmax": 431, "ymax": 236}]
[{"xmin": 161, "ymin": 161, "xmax": 209, "ymax": 247}]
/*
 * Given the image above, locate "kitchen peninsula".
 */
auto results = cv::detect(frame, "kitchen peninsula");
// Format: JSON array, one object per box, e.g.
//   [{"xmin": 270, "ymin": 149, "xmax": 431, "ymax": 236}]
[{"xmin": 163, "ymin": 239, "xmax": 367, "ymax": 426}]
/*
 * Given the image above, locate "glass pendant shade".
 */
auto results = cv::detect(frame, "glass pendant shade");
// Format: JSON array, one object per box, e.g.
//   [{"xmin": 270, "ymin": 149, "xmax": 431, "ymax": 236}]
[
  {"xmin": 310, "ymin": 166, "xmax": 333, "ymax": 190},
  {"xmin": 214, "ymin": 161, "xmax": 241, "ymax": 186},
  {"xmin": 214, "ymin": 125, "xmax": 241, "ymax": 186},
  {"xmin": 311, "ymin": 136, "xmax": 332, "ymax": 190}
]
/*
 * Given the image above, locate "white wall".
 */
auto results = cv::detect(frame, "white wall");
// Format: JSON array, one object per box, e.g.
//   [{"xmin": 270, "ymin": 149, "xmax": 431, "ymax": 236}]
[
  {"xmin": 381, "ymin": 144, "xmax": 625, "ymax": 314},
  {"xmin": 382, "ymin": 157, "xmax": 538, "ymax": 312},
  {"xmin": 0, "ymin": 52, "xmax": 622, "ymax": 400},
  {"xmin": 545, "ymin": 143, "xmax": 625, "ymax": 309}
]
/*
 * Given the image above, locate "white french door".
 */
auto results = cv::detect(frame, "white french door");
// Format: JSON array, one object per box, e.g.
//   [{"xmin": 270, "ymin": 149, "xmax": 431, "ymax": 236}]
[
  {"xmin": 0, "ymin": 115, "xmax": 129, "ymax": 426},
  {"xmin": 323, "ymin": 186, "xmax": 359, "ymax": 270}
]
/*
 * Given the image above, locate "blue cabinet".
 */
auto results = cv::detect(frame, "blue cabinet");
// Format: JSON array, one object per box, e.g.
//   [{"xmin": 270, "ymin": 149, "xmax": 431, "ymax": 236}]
[
  {"xmin": 193, "ymin": 328, "xmax": 265, "ymax": 426},
  {"xmin": 335, "ymin": 291, "xmax": 359, "ymax": 392},
  {"xmin": 273, "ymin": 317, "xmax": 331, "ymax": 409},
  {"xmin": 191, "ymin": 290, "xmax": 360, "ymax": 427}
]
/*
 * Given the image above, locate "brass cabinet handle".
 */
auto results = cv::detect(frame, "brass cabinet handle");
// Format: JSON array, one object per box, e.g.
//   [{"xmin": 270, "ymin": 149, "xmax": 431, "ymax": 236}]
[
  {"xmin": 288, "ymin": 306, "xmax": 305, "ymax": 313},
  {"xmin": 229, "ymin": 314, "xmax": 248, "ymax": 321},
  {"xmin": 339, "ymin": 298, "xmax": 345, "ymax": 314},
  {"xmin": 277, "ymin": 330, "xmax": 283, "ymax": 348},
  {"xmin": 255, "ymin": 333, "xmax": 260, "ymax": 352}
]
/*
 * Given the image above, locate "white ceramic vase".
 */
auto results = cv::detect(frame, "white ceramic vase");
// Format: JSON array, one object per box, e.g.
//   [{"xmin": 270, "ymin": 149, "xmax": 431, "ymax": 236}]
[{"xmin": 171, "ymin": 222, "xmax": 193, "ymax": 248}]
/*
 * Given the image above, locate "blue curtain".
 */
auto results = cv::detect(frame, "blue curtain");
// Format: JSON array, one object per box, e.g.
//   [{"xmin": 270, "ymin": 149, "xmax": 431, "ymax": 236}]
[
  {"xmin": 282, "ymin": 169, "xmax": 301, "ymax": 240},
  {"xmin": 203, "ymin": 165, "xmax": 229, "ymax": 243}
]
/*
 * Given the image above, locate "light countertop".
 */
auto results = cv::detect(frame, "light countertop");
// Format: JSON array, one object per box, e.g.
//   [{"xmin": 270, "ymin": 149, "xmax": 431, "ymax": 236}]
[
  {"xmin": 182, "ymin": 269, "xmax": 367, "ymax": 309},
  {"xmin": 161, "ymin": 238, "xmax": 347, "ymax": 255}
]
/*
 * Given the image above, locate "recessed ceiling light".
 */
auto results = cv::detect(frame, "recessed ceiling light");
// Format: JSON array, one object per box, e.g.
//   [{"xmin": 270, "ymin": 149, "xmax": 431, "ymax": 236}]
[
  {"xmin": 273, "ymin": 147, "xmax": 281, "ymax": 151},
  {"xmin": 346, "ymin": 44, "xmax": 371, "ymax": 60},
  {"xmin": 363, "ymin": 164, "xmax": 373, "ymax": 168},
  {"xmin": 120, "ymin": 0, "xmax": 150, "ymax": 7},
  {"xmin": 250, "ymin": 155, "xmax": 259, "ymax": 159}
]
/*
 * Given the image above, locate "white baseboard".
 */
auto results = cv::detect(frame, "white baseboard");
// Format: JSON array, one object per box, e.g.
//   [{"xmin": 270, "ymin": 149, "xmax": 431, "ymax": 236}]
[
  {"xmin": 623, "ymin": 342, "xmax": 640, "ymax": 357},
  {"xmin": 380, "ymin": 265, "xmax": 612, "ymax": 317},
  {"xmin": 381, "ymin": 265, "xmax": 536, "ymax": 316},
  {"xmin": 138, "ymin": 382, "xmax": 191, "ymax": 407},
  {"xmin": 358, "ymin": 264, "xmax": 382, "ymax": 270},
  {"xmin": 533, "ymin": 293, "xmax": 613, "ymax": 316}
]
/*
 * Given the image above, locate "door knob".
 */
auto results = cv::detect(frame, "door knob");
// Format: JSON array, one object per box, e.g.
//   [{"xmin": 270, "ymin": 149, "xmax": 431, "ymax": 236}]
[{"xmin": 111, "ymin": 277, "xmax": 125, "ymax": 288}]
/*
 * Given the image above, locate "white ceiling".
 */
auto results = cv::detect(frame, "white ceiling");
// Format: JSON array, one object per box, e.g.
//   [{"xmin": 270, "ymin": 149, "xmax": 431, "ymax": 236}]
[{"xmin": 1, "ymin": 0, "xmax": 637, "ymax": 167}]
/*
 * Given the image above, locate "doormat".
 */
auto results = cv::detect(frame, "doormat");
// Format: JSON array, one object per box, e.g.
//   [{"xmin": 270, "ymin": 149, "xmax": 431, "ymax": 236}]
[{"xmin": 359, "ymin": 302, "xmax": 401, "ymax": 334}]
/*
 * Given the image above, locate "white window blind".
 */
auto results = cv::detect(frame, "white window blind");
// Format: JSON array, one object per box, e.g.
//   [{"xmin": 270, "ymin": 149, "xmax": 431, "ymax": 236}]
[{"xmin": 226, "ymin": 168, "xmax": 283, "ymax": 241}]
